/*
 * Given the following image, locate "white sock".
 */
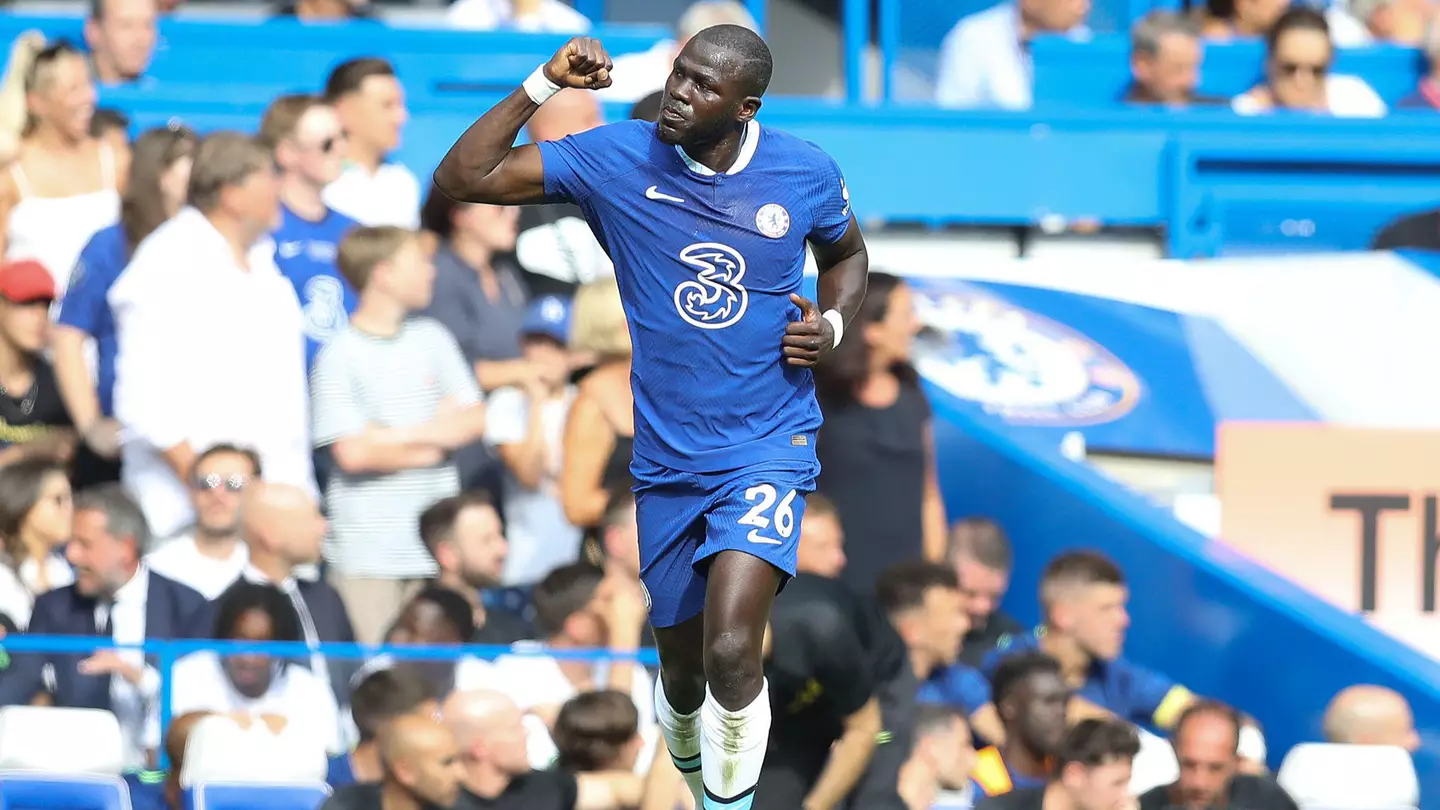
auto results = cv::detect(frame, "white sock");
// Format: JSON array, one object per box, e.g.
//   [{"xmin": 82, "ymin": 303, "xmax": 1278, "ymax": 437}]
[
  {"xmin": 699, "ymin": 680, "xmax": 771, "ymax": 810},
  {"xmin": 655, "ymin": 678, "xmax": 705, "ymax": 808}
]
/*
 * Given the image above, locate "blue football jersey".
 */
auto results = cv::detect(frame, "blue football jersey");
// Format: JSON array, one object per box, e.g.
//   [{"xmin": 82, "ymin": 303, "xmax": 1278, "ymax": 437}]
[
  {"xmin": 273, "ymin": 204, "xmax": 359, "ymax": 368},
  {"xmin": 538, "ymin": 119, "xmax": 852, "ymax": 472}
]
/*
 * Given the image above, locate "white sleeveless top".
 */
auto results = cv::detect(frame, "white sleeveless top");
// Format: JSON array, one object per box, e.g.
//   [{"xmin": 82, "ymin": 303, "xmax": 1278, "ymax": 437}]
[{"xmin": 6, "ymin": 144, "xmax": 121, "ymax": 298}]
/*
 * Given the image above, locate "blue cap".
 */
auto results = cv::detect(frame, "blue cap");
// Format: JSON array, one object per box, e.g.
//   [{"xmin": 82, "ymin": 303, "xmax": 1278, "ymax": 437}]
[{"xmin": 521, "ymin": 295, "xmax": 571, "ymax": 344}]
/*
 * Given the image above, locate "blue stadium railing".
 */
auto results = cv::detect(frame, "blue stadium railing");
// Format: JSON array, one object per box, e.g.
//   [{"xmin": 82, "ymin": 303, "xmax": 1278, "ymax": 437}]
[{"xmin": 0, "ymin": 635, "xmax": 661, "ymax": 771}]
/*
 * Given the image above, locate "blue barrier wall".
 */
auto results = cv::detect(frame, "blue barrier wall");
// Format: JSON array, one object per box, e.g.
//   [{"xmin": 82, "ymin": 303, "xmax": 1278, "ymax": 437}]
[{"xmin": 925, "ymin": 381, "xmax": 1440, "ymax": 806}]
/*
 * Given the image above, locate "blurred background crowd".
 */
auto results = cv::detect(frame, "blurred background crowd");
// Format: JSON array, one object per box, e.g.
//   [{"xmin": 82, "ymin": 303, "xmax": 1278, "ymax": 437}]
[{"xmin": 0, "ymin": 0, "xmax": 1430, "ymax": 809}]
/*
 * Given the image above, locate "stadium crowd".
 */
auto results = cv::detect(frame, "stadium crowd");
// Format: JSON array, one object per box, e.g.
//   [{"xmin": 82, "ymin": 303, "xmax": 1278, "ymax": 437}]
[{"xmin": 0, "ymin": 1, "xmax": 1426, "ymax": 809}]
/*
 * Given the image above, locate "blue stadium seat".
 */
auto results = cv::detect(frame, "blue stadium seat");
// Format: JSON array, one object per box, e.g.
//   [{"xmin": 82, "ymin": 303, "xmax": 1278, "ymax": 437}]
[
  {"xmin": 182, "ymin": 783, "xmax": 331, "ymax": 810},
  {"xmin": 0, "ymin": 774, "xmax": 132, "ymax": 810}
]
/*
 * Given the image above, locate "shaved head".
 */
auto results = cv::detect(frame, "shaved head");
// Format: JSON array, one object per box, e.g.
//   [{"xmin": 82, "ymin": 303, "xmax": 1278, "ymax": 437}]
[
  {"xmin": 239, "ymin": 482, "xmax": 325, "ymax": 569},
  {"xmin": 379, "ymin": 714, "xmax": 464, "ymax": 807},
  {"xmin": 442, "ymin": 689, "xmax": 531, "ymax": 777},
  {"xmin": 1323, "ymin": 685, "xmax": 1419, "ymax": 751},
  {"xmin": 688, "ymin": 24, "xmax": 773, "ymax": 97}
]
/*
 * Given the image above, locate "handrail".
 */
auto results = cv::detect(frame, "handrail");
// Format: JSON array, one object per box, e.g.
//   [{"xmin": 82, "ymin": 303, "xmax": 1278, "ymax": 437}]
[{"xmin": 0, "ymin": 635, "xmax": 661, "ymax": 771}]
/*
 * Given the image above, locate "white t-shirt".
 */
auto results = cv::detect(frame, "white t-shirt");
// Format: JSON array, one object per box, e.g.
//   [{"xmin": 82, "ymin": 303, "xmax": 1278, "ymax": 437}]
[
  {"xmin": 323, "ymin": 163, "xmax": 421, "ymax": 229},
  {"xmin": 144, "ymin": 534, "xmax": 249, "ymax": 600},
  {"xmin": 1232, "ymin": 74, "xmax": 1387, "ymax": 118},
  {"xmin": 458, "ymin": 644, "xmax": 657, "ymax": 771},
  {"xmin": 170, "ymin": 650, "xmax": 343, "ymax": 754},
  {"xmin": 484, "ymin": 385, "xmax": 582, "ymax": 586}
]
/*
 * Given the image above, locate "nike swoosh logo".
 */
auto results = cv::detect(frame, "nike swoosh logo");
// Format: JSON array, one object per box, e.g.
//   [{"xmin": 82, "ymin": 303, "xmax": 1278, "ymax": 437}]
[
  {"xmin": 747, "ymin": 530, "xmax": 782, "ymax": 546},
  {"xmin": 645, "ymin": 186, "xmax": 685, "ymax": 203}
]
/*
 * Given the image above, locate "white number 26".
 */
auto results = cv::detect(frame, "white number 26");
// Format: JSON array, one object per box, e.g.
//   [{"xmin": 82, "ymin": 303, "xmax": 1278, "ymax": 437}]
[{"xmin": 738, "ymin": 484, "xmax": 798, "ymax": 545}]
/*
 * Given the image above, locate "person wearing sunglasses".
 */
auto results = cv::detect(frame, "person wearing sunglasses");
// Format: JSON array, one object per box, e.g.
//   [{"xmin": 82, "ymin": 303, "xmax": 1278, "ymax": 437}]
[
  {"xmin": 143, "ymin": 443, "xmax": 258, "ymax": 599},
  {"xmin": 259, "ymin": 94, "xmax": 359, "ymax": 371},
  {"xmin": 1232, "ymin": 7, "xmax": 1385, "ymax": 117}
]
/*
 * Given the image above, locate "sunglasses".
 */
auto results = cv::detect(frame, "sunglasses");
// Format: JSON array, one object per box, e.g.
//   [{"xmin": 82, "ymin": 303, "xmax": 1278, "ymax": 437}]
[
  {"xmin": 1277, "ymin": 61, "xmax": 1328, "ymax": 78},
  {"xmin": 192, "ymin": 472, "xmax": 249, "ymax": 493}
]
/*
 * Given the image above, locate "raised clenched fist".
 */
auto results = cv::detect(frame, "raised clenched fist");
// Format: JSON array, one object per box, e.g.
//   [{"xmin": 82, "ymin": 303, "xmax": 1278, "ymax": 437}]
[{"xmin": 543, "ymin": 37, "xmax": 614, "ymax": 90}]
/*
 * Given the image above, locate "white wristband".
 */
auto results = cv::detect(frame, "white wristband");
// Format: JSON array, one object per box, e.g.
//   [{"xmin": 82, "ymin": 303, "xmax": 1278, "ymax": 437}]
[
  {"xmin": 822, "ymin": 309, "xmax": 845, "ymax": 348},
  {"xmin": 522, "ymin": 66, "xmax": 561, "ymax": 106}
]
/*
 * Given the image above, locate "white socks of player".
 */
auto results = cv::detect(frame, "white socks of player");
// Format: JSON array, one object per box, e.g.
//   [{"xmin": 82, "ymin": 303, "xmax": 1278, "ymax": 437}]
[
  {"xmin": 655, "ymin": 678, "xmax": 705, "ymax": 808},
  {"xmin": 699, "ymin": 681, "xmax": 771, "ymax": 810}
]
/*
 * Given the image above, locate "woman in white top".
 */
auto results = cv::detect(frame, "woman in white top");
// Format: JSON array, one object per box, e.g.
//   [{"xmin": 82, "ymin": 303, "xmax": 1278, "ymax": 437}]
[
  {"xmin": 1231, "ymin": 7, "xmax": 1386, "ymax": 118},
  {"xmin": 170, "ymin": 581, "xmax": 343, "ymax": 754},
  {"xmin": 0, "ymin": 458, "xmax": 73, "ymax": 627},
  {"xmin": 0, "ymin": 41, "xmax": 122, "ymax": 296}
]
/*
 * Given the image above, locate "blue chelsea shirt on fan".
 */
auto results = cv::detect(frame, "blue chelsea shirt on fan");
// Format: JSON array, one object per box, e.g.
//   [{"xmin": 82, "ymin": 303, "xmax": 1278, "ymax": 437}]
[{"xmin": 273, "ymin": 204, "xmax": 359, "ymax": 367}]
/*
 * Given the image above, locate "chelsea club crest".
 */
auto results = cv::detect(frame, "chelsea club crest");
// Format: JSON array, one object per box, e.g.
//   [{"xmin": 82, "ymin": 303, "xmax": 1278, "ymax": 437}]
[{"xmin": 755, "ymin": 203, "xmax": 790, "ymax": 239}]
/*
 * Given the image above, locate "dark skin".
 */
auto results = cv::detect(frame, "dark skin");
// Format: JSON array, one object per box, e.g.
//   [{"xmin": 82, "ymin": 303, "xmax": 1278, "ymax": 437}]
[
  {"xmin": 433, "ymin": 34, "xmax": 869, "ymax": 712},
  {"xmin": 999, "ymin": 672, "xmax": 1072, "ymax": 781}
]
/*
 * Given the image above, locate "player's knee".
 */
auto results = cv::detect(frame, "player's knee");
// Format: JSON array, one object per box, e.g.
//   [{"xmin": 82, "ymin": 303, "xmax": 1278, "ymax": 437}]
[{"xmin": 704, "ymin": 627, "xmax": 764, "ymax": 700}]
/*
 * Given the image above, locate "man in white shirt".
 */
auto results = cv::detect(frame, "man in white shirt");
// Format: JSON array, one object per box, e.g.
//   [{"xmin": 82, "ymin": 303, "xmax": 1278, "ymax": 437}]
[
  {"xmin": 322, "ymin": 58, "xmax": 421, "ymax": 229},
  {"xmin": 464, "ymin": 562, "xmax": 652, "ymax": 770},
  {"xmin": 447, "ymin": 0, "xmax": 591, "ymax": 32},
  {"xmin": 935, "ymin": 0, "xmax": 1090, "ymax": 109},
  {"xmin": 110, "ymin": 132, "xmax": 317, "ymax": 541},
  {"xmin": 0, "ymin": 484, "xmax": 210, "ymax": 769},
  {"xmin": 594, "ymin": 0, "xmax": 759, "ymax": 104},
  {"xmin": 144, "ymin": 443, "xmax": 256, "ymax": 599}
]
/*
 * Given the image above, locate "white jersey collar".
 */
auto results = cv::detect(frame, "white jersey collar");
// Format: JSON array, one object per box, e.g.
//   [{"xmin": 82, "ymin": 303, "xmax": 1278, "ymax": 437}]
[{"xmin": 677, "ymin": 119, "xmax": 760, "ymax": 176}]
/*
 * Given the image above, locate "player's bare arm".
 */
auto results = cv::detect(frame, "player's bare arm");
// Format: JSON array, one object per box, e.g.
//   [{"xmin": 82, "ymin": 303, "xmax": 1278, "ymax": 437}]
[
  {"xmin": 784, "ymin": 214, "xmax": 870, "ymax": 367},
  {"xmin": 432, "ymin": 37, "xmax": 613, "ymax": 205}
]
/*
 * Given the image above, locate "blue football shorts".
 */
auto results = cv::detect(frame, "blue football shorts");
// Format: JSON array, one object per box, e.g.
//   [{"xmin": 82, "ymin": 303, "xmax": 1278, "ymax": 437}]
[{"xmin": 632, "ymin": 453, "xmax": 821, "ymax": 629}]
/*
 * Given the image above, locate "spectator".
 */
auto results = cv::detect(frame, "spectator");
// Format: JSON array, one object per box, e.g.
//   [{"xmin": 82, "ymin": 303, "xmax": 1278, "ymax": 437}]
[
  {"xmin": 0, "ymin": 458, "xmax": 74, "ymax": 624},
  {"xmin": 330, "ymin": 668, "xmax": 442, "ymax": 788},
  {"xmin": 513, "ymin": 91, "xmax": 609, "ymax": 297},
  {"xmin": 55, "ymin": 124, "xmax": 195, "ymax": 489},
  {"xmin": 89, "ymin": 107, "xmax": 131, "ymax": 165},
  {"xmin": 897, "ymin": 705, "xmax": 980, "ymax": 810},
  {"xmin": 418, "ymin": 182, "xmax": 530, "ymax": 393},
  {"xmin": 984, "ymin": 551, "xmax": 1198, "ymax": 731},
  {"xmin": 1125, "ymin": 12, "xmax": 1207, "ymax": 105},
  {"xmin": 947, "ymin": 518, "xmax": 1025, "ymax": 668},
  {"xmin": 110, "ymin": 131, "xmax": 316, "ymax": 540},
  {"xmin": 169, "ymin": 581, "xmax": 343, "ymax": 754},
  {"xmin": 629, "ymin": 90, "xmax": 664, "ymax": 122},
  {"xmin": 552, "ymin": 690, "xmax": 643, "ymax": 773},
  {"xmin": 312, "ymin": 225, "xmax": 486, "ymax": 644},
  {"xmin": 485, "ymin": 295, "xmax": 582, "ymax": 586},
  {"xmin": 381, "ymin": 586, "xmax": 490, "ymax": 698},
  {"xmin": 260, "ymin": 94, "xmax": 360, "ymax": 367},
  {"xmin": 595, "ymin": 487, "xmax": 639, "ymax": 584},
  {"xmin": 596, "ymin": 1, "xmax": 760, "ymax": 104},
  {"xmin": 973, "ymin": 652, "xmax": 1069, "ymax": 797},
  {"xmin": 0, "ymin": 484, "xmax": 210, "ymax": 770},
  {"xmin": 0, "ymin": 41, "xmax": 120, "ymax": 295},
  {"xmin": 0, "ymin": 260, "xmax": 73, "ymax": 465},
  {"xmin": 320, "ymin": 713, "xmax": 465, "ymax": 810},
  {"xmin": 441, "ymin": 688, "xmax": 643, "ymax": 810},
  {"xmin": 815, "ymin": 273, "xmax": 945, "ymax": 591},
  {"xmin": 1331, "ymin": 0, "xmax": 1430, "ymax": 45},
  {"xmin": 977, "ymin": 718, "xmax": 1140, "ymax": 810},
  {"xmin": 418, "ymin": 492, "xmax": 532, "ymax": 644},
  {"xmin": 1322, "ymin": 685, "xmax": 1420, "ymax": 750},
  {"xmin": 143, "ymin": 443, "xmax": 256, "ymax": 599},
  {"xmin": 934, "ymin": 0, "xmax": 1090, "ymax": 109},
  {"xmin": 796, "ymin": 492, "xmax": 846, "ymax": 578},
  {"xmin": 276, "ymin": 0, "xmax": 373, "ymax": 20},
  {"xmin": 222, "ymin": 481, "xmax": 356, "ymax": 708},
  {"xmin": 760, "ymin": 571, "xmax": 893, "ymax": 810},
  {"xmin": 1232, "ymin": 8, "xmax": 1386, "ymax": 118},
  {"xmin": 469, "ymin": 562, "xmax": 652, "ymax": 771},
  {"xmin": 1138, "ymin": 701, "xmax": 1297, "ymax": 810},
  {"xmin": 1197, "ymin": 0, "xmax": 1288, "ymax": 39},
  {"xmin": 879, "ymin": 562, "xmax": 1001, "ymax": 745},
  {"xmin": 84, "ymin": 0, "xmax": 158, "ymax": 86},
  {"xmin": 559, "ymin": 278, "xmax": 633, "ymax": 530},
  {"xmin": 323, "ymin": 59, "xmax": 419, "ymax": 229},
  {"xmin": 1396, "ymin": 20, "xmax": 1440, "ymax": 108},
  {"xmin": 447, "ymin": 0, "xmax": 591, "ymax": 33}
]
